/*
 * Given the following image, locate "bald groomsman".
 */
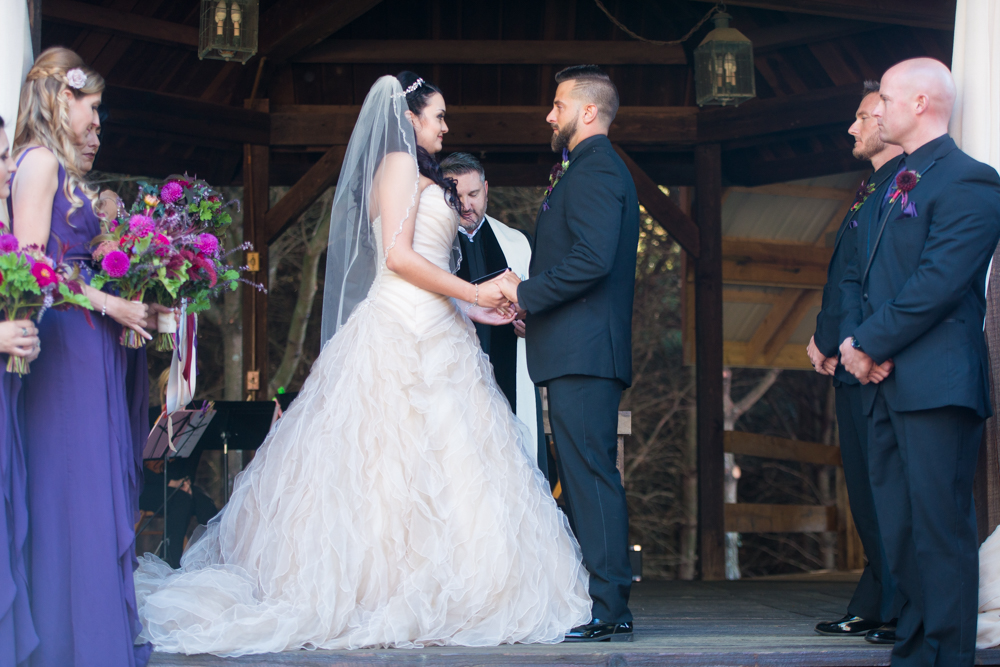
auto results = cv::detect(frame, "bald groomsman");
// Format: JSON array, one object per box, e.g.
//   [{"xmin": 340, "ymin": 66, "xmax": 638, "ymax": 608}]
[{"xmin": 840, "ymin": 59, "xmax": 1000, "ymax": 667}]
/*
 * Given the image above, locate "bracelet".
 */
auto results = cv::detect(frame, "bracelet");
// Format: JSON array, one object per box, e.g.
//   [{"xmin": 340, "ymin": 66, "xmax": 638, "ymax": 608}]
[
  {"xmin": 101, "ymin": 292, "xmax": 108, "ymax": 317},
  {"xmin": 464, "ymin": 284, "xmax": 479, "ymax": 315}
]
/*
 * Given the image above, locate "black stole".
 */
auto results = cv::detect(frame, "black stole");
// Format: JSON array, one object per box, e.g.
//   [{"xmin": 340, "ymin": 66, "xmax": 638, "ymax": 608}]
[{"xmin": 455, "ymin": 221, "xmax": 518, "ymax": 410}]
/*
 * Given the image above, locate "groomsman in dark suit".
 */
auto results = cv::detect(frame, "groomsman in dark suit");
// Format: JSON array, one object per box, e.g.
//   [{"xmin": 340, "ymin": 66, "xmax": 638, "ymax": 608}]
[
  {"xmin": 441, "ymin": 152, "xmax": 547, "ymax": 478},
  {"xmin": 809, "ymin": 81, "xmax": 903, "ymax": 642},
  {"xmin": 497, "ymin": 65, "xmax": 639, "ymax": 642},
  {"xmin": 840, "ymin": 58, "xmax": 1000, "ymax": 667}
]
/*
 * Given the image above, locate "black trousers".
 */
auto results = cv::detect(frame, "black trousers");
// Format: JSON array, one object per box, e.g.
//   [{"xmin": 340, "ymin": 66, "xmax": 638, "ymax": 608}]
[
  {"xmin": 139, "ymin": 474, "xmax": 219, "ymax": 569},
  {"xmin": 869, "ymin": 389, "xmax": 982, "ymax": 667},
  {"xmin": 836, "ymin": 383, "xmax": 898, "ymax": 623},
  {"xmin": 547, "ymin": 374, "xmax": 631, "ymax": 623}
]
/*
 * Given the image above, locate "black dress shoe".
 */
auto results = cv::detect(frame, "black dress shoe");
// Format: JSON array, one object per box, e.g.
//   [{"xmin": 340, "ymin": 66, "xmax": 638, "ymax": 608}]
[
  {"xmin": 814, "ymin": 614, "xmax": 883, "ymax": 636},
  {"xmin": 865, "ymin": 620, "xmax": 898, "ymax": 644},
  {"xmin": 564, "ymin": 619, "xmax": 634, "ymax": 642}
]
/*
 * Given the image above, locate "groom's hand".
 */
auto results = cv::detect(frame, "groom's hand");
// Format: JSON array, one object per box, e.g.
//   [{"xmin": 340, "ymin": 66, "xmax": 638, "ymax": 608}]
[{"xmin": 494, "ymin": 271, "xmax": 522, "ymax": 304}]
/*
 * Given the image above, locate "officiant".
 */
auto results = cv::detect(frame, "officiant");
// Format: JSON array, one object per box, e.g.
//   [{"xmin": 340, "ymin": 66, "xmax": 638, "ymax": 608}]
[{"xmin": 441, "ymin": 153, "xmax": 548, "ymax": 479}]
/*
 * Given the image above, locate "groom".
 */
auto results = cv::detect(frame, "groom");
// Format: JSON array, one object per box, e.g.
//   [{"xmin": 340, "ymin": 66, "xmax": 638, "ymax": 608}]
[{"xmin": 497, "ymin": 65, "xmax": 639, "ymax": 642}]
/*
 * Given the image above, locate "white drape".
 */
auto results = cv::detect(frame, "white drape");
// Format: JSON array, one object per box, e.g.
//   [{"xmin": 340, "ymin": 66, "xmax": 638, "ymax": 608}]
[{"xmin": 0, "ymin": 0, "xmax": 34, "ymax": 226}]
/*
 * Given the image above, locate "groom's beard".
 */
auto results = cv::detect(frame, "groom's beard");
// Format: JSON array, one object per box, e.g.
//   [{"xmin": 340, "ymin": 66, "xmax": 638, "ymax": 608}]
[{"xmin": 550, "ymin": 117, "xmax": 578, "ymax": 153}]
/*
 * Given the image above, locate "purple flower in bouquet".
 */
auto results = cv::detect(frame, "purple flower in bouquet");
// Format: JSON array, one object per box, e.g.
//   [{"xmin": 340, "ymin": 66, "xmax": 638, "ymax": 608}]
[
  {"xmin": 0, "ymin": 234, "xmax": 19, "ymax": 253},
  {"xmin": 195, "ymin": 233, "xmax": 219, "ymax": 256},
  {"xmin": 160, "ymin": 181, "xmax": 184, "ymax": 205},
  {"xmin": 128, "ymin": 214, "xmax": 155, "ymax": 238},
  {"xmin": 101, "ymin": 250, "xmax": 131, "ymax": 278}
]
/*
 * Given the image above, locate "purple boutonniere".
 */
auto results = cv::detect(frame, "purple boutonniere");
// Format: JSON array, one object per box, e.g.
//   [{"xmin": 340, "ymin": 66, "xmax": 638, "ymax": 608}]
[
  {"xmin": 889, "ymin": 169, "xmax": 921, "ymax": 207},
  {"xmin": 850, "ymin": 178, "xmax": 877, "ymax": 214},
  {"xmin": 541, "ymin": 148, "xmax": 570, "ymax": 212}
]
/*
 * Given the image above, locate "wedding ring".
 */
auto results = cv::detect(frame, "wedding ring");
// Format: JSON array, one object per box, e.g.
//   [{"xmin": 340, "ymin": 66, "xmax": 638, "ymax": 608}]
[{"xmin": 21, "ymin": 328, "xmax": 28, "ymax": 337}]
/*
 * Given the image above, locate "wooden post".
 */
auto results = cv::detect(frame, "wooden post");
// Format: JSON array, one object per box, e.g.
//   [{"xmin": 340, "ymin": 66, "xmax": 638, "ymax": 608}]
[
  {"xmin": 242, "ymin": 99, "xmax": 270, "ymax": 401},
  {"xmin": 694, "ymin": 143, "xmax": 726, "ymax": 581}
]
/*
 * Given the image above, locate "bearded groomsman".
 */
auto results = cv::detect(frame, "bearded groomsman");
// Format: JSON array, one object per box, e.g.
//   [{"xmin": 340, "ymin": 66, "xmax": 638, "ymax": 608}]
[
  {"xmin": 497, "ymin": 65, "xmax": 639, "ymax": 642},
  {"xmin": 441, "ymin": 152, "xmax": 547, "ymax": 478},
  {"xmin": 809, "ymin": 81, "xmax": 903, "ymax": 643},
  {"xmin": 840, "ymin": 58, "xmax": 1000, "ymax": 667}
]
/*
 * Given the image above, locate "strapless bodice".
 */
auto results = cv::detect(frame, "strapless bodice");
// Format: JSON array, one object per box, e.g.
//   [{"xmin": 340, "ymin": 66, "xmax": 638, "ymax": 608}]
[{"xmin": 371, "ymin": 185, "xmax": 461, "ymax": 333}]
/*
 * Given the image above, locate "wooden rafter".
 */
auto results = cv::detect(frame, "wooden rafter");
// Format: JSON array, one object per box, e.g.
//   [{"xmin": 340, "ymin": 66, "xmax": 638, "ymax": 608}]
[
  {"xmin": 264, "ymin": 145, "xmax": 346, "ymax": 245},
  {"xmin": 102, "ymin": 85, "xmax": 270, "ymax": 145},
  {"xmin": 759, "ymin": 289, "xmax": 820, "ymax": 365},
  {"xmin": 42, "ymin": 0, "xmax": 198, "ymax": 48},
  {"xmin": 296, "ymin": 40, "xmax": 686, "ymax": 65},
  {"xmin": 271, "ymin": 105, "xmax": 699, "ymax": 147},
  {"xmin": 746, "ymin": 16, "xmax": 882, "ymax": 54},
  {"xmin": 722, "ymin": 239, "xmax": 832, "ymax": 289},
  {"xmin": 727, "ymin": 183, "xmax": 855, "ymax": 201},
  {"xmin": 743, "ymin": 288, "xmax": 804, "ymax": 362},
  {"xmin": 687, "ymin": 0, "xmax": 954, "ymax": 30},
  {"xmin": 614, "ymin": 145, "xmax": 700, "ymax": 258},
  {"xmin": 259, "ymin": 0, "xmax": 384, "ymax": 62}
]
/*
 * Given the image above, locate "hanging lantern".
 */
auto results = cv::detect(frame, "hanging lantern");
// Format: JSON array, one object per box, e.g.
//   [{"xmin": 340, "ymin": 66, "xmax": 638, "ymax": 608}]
[
  {"xmin": 199, "ymin": 0, "xmax": 258, "ymax": 63},
  {"xmin": 693, "ymin": 12, "xmax": 755, "ymax": 107}
]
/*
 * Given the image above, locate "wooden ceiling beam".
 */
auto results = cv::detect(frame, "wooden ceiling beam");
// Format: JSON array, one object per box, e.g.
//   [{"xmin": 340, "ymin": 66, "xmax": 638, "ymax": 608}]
[
  {"xmin": 614, "ymin": 145, "xmax": 700, "ymax": 257},
  {"xmin": 761, "ymin": 289, "xmax": 821, "ymax": 365},
  {"xmin": 744, "ymin": 288, "xmax": 803, "ymax": 362},
  {"xmin": 687, "ymin": 0, "xmax": 954, "ymax": 30},
  {"xmin": 727, "ymin": 183, "xmax": 855, "ymax": 200},
  {"xmin": 722, "ymin": 239, "xmax": 832, "ymax": 289},
  {"xmin": 102, "ymin": 85, "xmax": 270, "ymax": 145},
  {"xmin": 724, "ymin": 146, "xmax": 869, "ymax": 187},
  {"xmin": 42, "ymin": 0, "xmax": 198, "ymax": 48},
  {"xmin": 264, "ymin": 145, "xmax": 346, "ymax": 245},
  {"xmin": 295, "ymin": 40, "xmax": 686, "ymax": 65},
  {"xmin": 745, "ymin": 16, "xmax": 882, "ymax": 54},
  {"xmin": 270, "ymin": 105, "xmax": 699, "ymax": 147},
  {"xmin": 259, "ymin": 0, "xmax": 384, "ymax": 62}
]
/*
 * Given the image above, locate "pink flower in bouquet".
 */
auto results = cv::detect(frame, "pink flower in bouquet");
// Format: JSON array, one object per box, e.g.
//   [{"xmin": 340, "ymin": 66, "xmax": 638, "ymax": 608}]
[
  {"xmin": 31, "ymin": 262, "xmax": 58, "ymax": 288},
  {"xmin": 92, "ymin": 240, "xmax": 118, "ymax": 262},
  {"xmin": 101, "ymin": 250, "xmax": 131, "ymax": 278},
  {"xmin": 191, "ymin": 253, "xmax": 217, "ymax": 287},
  {"xmin": 160, "ymin": 181, "xmax": 184, "ymax": 205},
  {"xmin": 195, "ymin": 233, "xmax": 219, "ymax": 256},
  {"xmin": 0, "ymin": 234, "xmax": 19, "ymax": 253},
  {"xmin": 0, "ymin": 269, "xmax": 5, "ymax": 287},
  {"xmin": 128, "ymin": 215, "xmax": 155, "ymax": 238}
]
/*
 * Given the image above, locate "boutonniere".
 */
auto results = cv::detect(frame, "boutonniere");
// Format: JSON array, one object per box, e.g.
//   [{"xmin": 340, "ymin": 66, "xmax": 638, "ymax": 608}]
[
  {"xmin": 541, "ymin": 148, "xmax": 570, "ymax": 212},
  {"xmin": 850, "ymin": 178, "xmax": 877, "ymax": 214},
  {"xmin": 889, "ymin": 169, "xmax": 920, "ymax": 207}
]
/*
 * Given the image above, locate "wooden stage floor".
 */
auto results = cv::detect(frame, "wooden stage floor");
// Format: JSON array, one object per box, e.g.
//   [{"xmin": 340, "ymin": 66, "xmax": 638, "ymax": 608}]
[{"xmin": 149, "ymin": 579, "xmax": 1000, "ymax": 666}]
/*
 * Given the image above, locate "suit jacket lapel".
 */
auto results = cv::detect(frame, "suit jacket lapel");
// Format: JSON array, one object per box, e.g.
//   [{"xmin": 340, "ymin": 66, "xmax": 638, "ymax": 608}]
[{"xmin": 862, "ymin": 159, "xmax": 938, "ymax": 286}]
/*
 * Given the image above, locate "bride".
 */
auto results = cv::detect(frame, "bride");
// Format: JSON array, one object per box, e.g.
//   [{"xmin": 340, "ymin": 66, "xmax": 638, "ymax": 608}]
[{"xmin": 133, "ymin": 72, "xmax": 592, "ymax": 656}]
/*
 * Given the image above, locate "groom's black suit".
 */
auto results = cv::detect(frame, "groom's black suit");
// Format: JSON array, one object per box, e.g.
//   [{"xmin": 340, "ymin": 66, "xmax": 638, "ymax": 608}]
[
  {"xmin": 813, "ymin": 159, "xmax": 901, "ymax": 626},
  {"xmin": 517, "ymin": 134, "xmax": 639, "ymax": 624},
  {"xmin": 840, "ymin": 134, "xmax": 1000, "ymax": 666}
]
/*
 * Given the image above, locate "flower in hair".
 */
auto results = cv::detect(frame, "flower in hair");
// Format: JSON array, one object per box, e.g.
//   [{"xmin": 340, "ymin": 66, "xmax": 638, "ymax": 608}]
[{"xmin": 65, "ymin": 68, "xmax": 87, "ymax": 90}]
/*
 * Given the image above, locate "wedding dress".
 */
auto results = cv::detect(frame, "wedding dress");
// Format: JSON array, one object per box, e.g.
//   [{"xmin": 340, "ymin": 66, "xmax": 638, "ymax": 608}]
[{"xmin": 133, "ymin": 183, "xmax": 592, "ymax": 656}]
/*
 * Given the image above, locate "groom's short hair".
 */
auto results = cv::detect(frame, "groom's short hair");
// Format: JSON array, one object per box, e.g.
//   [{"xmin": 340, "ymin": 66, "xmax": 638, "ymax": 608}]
[
  {"xmin": 555, "ymin": 65, "xmax": 619, "ymax": 125},
  {"xmin": 440, "ymin": 152, "xmax": 485, "ymax": 182}
]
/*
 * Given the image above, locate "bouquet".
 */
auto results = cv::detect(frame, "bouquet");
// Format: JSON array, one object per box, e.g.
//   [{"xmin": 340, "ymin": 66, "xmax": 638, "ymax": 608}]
[
  {"xmin": 92, "ymin": 175, "xmax": 262, "ymax": 349},
  {"xmin": 0, "ymin": 234, "xmax": 92, "ymax": 374}
]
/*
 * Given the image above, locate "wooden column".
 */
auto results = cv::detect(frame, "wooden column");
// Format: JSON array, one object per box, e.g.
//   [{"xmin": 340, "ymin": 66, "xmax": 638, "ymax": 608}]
[
  {"xmin": 694, "ymin": 143, "xmax": 726, "ymax": 580},
  {"xmin": 242, "ymin": 99, "xmax": 270, "ymax": 400}
]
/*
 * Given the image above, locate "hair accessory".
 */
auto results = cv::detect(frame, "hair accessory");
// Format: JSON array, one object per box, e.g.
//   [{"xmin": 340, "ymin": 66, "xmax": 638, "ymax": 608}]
[
  {"xmin": 395, "ymin": 77, "xmax": 424, "ymax": 98},
  {"xmin": 65, "ymin": 68, "xmax": 87, "ymax": 90}
]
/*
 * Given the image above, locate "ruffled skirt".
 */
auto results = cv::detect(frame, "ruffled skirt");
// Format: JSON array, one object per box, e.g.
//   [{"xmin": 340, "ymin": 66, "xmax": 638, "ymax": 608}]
[{"xmin": 135, "ymin": 290, "xmax": 591, "ymax": 656}]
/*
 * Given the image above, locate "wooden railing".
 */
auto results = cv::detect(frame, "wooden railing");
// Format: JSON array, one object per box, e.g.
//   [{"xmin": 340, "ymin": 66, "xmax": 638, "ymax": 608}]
[{"xmin": 724, "ymin": 430, "xmax": 864, "ymax": 570}]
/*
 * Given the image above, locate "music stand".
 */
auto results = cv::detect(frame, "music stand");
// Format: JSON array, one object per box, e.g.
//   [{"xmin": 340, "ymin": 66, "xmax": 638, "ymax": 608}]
[
  {"xmin": 139, "ymin": 408, "xmax": 216, "ymax": 559},
  {"xmin": 188, "ymin": 401, "xmax": 277, "ymax": 504}
]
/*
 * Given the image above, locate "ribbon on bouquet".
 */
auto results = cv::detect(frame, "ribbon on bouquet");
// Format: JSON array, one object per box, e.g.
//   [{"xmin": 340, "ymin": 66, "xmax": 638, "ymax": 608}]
[{"xmin": 166, "ymin": 302, "xmax": 198, "ymax": 423}]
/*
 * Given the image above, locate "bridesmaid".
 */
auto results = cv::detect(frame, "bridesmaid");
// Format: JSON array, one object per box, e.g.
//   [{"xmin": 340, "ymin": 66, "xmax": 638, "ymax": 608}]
[
  {"xmin": 10, "ymin": 48, "xmax": 153, "ymax": 666},
  {"xmin": 0, "ymin": 116, "xmax": 41, "ymax": 667}
]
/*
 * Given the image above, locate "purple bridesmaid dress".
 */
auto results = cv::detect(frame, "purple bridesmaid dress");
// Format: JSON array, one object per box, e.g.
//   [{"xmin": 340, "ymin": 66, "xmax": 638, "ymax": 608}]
[
  {"xmin": 12, "ymin": 147, "xmax": 151, "ymax": 667},
  {"xmin": 0, "ymin": 366, "xmax": 37, "ymax": 667}
]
